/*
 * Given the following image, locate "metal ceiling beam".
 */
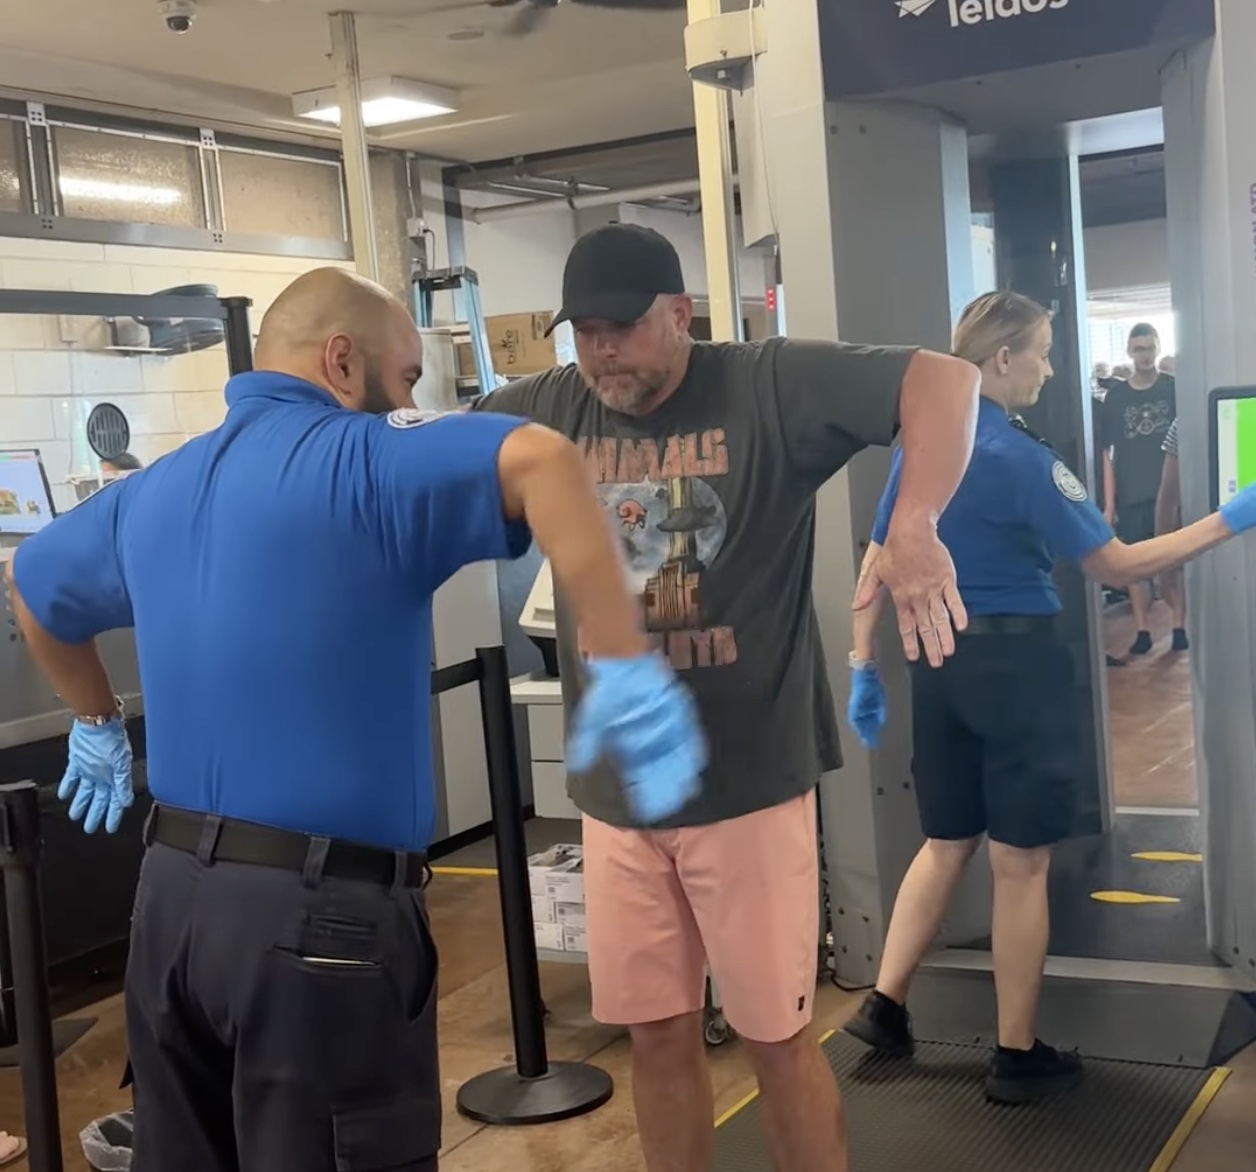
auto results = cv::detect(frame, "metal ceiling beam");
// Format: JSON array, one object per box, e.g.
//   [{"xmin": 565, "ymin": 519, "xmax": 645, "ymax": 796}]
[
  {"xmin": 470, "ymin": 176, "xmax": 737, "ymax": 223},
  {"xmin": 330, "ymin": 11, "xmax": 379, "ymax": 282}
]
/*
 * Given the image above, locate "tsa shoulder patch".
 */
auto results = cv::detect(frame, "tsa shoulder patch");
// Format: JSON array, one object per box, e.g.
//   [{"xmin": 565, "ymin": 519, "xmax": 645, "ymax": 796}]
[
  {"xmin": 386, "ymin": 407, "xmax": 443, "ymax": 430},
  {"xmin": 1051, "ymin": 460, "xmax": 1088, "ymax": 503}
]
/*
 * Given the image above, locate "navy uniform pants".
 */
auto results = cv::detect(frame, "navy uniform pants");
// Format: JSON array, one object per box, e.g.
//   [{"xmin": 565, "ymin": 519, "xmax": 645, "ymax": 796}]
[
  {"xmin": 909, "ymin": 617, "xmax": 1079, "ymax": 849},
  {"xmin": 125, "ymin": 840, "xmax": 440, "ymax": 1172}
]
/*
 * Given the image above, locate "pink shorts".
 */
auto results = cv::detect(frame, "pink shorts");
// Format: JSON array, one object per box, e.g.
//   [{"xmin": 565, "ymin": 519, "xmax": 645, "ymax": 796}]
[{"xmin": 582, "ymin": 790, "xmax": 819, "ymax": 1044}]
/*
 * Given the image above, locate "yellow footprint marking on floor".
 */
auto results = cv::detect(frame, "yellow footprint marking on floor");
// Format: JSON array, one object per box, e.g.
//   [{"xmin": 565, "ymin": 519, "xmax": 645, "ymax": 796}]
[
  {"xmin": 1131, "ymin": 851, "xmax": 1202, "ymax": 863},
  {"xmin": 1090, "ymin": 890, "xmax": 1181, "ymax": 905}
]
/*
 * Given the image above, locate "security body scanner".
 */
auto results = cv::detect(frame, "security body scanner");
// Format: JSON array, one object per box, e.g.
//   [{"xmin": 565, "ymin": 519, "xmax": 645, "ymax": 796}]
[{"xmin": 685, "ymin": 0, "xmax": 1256, "ymax": 1077}]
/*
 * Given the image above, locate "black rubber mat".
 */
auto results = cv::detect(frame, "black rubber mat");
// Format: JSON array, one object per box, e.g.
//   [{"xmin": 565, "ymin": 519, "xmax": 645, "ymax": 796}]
[{"xmin": 712, "ymin": 1033, "xmax": 1214, "ymax": 1172}]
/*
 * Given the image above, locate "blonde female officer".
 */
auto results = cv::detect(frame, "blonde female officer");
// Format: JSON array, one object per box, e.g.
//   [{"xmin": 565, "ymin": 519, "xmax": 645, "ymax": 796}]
[{"xmin": 842, "ymin": 291, "xmax": 1256, "ymax": 1104}]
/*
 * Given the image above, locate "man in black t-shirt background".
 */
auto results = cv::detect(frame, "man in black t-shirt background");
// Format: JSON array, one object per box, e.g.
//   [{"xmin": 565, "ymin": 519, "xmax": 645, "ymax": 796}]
[{"xmin": 1100, "ymin": 322, "xmax": 1177, "ymax": 656}]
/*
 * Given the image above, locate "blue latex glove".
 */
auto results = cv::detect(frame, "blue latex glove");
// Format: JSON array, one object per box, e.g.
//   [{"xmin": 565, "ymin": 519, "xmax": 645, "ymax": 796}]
[
  {"xmin": 566, "ymin": 653, "xmax": 707, "ymax": 824},
  {"xmin": 846, "ymin": 662, "xmax": 886, "ymax": 750},
  {"xmin": 1220, "ymin": 483, "xmax": 1256, "ymax": 535},
  {"xmin": 58, "ymin": 719, "xmax": 134, "ymax": 834}
]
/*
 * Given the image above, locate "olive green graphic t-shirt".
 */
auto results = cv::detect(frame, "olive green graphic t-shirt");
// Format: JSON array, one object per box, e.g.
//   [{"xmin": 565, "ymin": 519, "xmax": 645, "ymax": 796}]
[{"xmin": 473, "ymin": 337, "xmax": 915, "ymax": 829}]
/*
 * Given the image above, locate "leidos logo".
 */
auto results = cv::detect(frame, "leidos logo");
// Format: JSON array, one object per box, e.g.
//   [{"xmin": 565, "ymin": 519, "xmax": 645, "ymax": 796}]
[{"xmin": 899, "ymin": 0, "xmax": 1069, "ymax": 25}]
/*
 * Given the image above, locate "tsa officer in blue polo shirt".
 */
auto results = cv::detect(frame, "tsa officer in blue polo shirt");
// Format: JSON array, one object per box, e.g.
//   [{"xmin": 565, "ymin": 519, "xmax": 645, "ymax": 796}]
[
  {"xmin": 5, "ymin": 268, "xmax": 705, "ymax": 1172},
  {"xmin": 839, "ymin": 292, "xmax": 1256, "ymax": 1105}
]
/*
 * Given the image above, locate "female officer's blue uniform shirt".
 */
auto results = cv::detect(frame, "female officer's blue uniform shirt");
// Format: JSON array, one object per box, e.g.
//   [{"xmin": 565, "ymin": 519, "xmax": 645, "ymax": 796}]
[
  {"xmin": 12, "ymin": 373, "xmax": 532, "ymax": 852},
  {"xmin": 871, "ymin": 397, "xmax": 1114, "ymax": 616}
]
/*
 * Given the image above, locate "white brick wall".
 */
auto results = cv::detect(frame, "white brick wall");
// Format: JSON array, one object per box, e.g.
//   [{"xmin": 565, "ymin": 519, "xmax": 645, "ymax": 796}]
[{"xmin": 0, "ymin": 238, "xmax": 349, "ymax": 512}]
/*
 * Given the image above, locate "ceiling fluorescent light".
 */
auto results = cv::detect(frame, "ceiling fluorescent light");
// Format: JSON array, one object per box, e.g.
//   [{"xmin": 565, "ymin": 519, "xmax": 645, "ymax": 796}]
[{"xmin": 293, "ymin": 77, "xmax": 458, "ymax": 129}]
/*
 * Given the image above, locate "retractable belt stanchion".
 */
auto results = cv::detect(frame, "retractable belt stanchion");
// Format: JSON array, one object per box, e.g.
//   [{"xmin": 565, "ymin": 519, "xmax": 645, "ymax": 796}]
[
  {"xmin": 0, "ymin": 782, "xmax": 65, "ymax": 1172},
  {"xmin": 435, "ymin": 646, "xmax": 613, "ymax": 1126}
]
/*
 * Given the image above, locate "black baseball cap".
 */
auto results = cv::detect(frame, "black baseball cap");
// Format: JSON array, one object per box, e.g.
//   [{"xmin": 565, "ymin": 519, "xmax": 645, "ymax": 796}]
[{"xmin": 546, "ymin": 223, "xmax": 686, "ymax": 336}]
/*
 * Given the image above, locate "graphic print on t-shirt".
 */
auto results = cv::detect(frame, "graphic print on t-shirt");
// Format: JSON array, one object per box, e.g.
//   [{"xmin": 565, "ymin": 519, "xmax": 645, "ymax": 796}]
[
  {"xmin": 1121, "ymin": 397, "xmax": 1172, "ymax": 440},
  {"xmin": 582, "ymin": 429, "xmax": 736, "ymax": 671}
]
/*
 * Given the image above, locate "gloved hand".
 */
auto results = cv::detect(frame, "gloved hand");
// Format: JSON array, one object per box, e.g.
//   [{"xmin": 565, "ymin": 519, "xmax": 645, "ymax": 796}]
[
  {"xmin": 59, "ymin": 719, "xmax": 134, "ymax": 834},
  {"xmin": 1220, "ymin": 483, "xmax": 1256, "ymax": 535},
  {"xmin": 566, "ymin": 653, "xmax": 707, "ymax": 824},
  {"xmin": 847, "ymin": 661, "xmax": 886, "ymax": 750}
]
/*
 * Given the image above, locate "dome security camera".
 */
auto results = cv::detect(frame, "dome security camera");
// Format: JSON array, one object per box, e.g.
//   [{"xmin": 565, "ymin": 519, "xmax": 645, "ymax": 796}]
[{"xmin": 159, "ymin": 0, "xmax": 198, "ymax": 34}]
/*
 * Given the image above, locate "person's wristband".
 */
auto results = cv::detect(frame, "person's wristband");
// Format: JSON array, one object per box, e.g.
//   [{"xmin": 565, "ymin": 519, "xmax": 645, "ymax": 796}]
[
  {"xmin": 76, "ymin": 697, "xmax": 125, "ymax": 727},
  {"xmin": 849, "ymin": 653, "xmax": 876, "ymax": 671}
]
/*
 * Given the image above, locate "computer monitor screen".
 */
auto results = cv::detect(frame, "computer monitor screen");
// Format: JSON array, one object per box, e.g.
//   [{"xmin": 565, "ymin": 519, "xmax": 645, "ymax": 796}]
[{"xmin": 0, "ymin": 449, "xmax": 56, "ymax": 536}]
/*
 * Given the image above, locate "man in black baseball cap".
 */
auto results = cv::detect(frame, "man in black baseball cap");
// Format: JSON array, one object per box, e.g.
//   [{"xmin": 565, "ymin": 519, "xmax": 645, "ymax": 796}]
[
  {"xmin": 546, "ymin": 222, "xmax": 686, "ymax": 336},
  {"xmin": 474, "ymin": 221, "xmax": 981, "ymax": 1172}
]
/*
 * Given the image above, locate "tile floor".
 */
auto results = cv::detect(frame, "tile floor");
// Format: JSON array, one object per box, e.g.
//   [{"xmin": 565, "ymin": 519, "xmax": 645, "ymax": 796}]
[{"xmin": 1104, "ymin": 604, "xmax": 1198, "ymax": 809}]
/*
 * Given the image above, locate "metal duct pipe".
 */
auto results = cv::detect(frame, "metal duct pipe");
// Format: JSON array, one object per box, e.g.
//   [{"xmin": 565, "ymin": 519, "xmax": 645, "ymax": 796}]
[{"xmin": 469, "ymin": 176, "xmax": 738, "ymax": 224}]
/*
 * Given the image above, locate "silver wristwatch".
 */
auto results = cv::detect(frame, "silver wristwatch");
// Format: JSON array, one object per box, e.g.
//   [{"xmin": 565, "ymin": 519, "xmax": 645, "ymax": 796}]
[{"xmin": 77, "ymin": 697, "xmax": 125, "ymax": 727}]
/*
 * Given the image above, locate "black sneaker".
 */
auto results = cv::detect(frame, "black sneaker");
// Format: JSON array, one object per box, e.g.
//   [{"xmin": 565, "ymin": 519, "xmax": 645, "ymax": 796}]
[
  {"xmin": 986, "ymin": 1040, "xmax": 1083, "ymax": 1104},
  {"xmin": 1129, "ymin": 630, "xmax": 1153, "ymax": 656},
  {"xmin": 1171, "ymin": 627, "xmax": 1190, "ymax": 652},
  {"xmin": 844, "ymin": 991, "xmax": 914, "ymax": 1057}
]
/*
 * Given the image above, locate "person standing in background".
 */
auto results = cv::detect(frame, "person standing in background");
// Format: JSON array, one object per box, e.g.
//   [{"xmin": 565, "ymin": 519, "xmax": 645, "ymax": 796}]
[{"xmin": 1100, "ymin": 323, "xmax": 1177, "ymax": 656}]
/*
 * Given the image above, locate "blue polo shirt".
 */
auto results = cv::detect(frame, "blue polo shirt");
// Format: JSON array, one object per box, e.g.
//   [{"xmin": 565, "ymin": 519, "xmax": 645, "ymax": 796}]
[
  {"xmin": 871, "ymin": 397, "xmax": 1113, "ymax": 616},
  {"xmin": 13, "ymin": 373, "xmax": 531, "ymax": 851}
]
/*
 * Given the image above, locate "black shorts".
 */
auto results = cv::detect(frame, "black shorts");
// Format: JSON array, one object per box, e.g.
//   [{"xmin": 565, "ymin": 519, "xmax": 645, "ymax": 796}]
[
  {"xmin": 909, "ymin": 620, "xmax": 1079, "ymax": 849},
  {"xmin": 1116, "ymin": 499, "xmax": 1157, "ymax": 545}
]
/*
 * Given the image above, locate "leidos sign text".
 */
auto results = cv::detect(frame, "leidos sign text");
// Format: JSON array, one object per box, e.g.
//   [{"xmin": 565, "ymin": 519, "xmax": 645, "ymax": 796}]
[
  {"xmin": 946, "ymin": 0, "xmax": 1069, "ymax": 27},
  {"xmin": 822, "ymin": 0, "xmax": 1215, "ymax": 101}
]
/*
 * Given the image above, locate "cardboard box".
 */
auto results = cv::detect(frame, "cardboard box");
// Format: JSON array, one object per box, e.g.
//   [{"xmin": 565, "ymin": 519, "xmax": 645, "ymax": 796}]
[
  {"xmin": 528, "ymin": 844, "xmax": 581, "ymax": 891},
  {"xmin": 544, "ymin": 858, "xmax": 583, "ymax": 903},
  {"xmin": 454, "ymin": 338, "xmax": 477, "ymax": 380},
  {"xmin": 532, "ymin": 895, "xmax": 556, "ymax": 925},
  {"xmin": 562, "ymin": 925, "xmax": 587, "ymax": 954},
  {"xmin": 555, "ymin": 902, "xmax": 585, "ymax": 929},
  {"xmin": 534, "ymin": 922, "xmax": 564, "ymax": 952},
  {"xmin": 486, "ymin": 312, "xmax": 557, "ymax": 377}
]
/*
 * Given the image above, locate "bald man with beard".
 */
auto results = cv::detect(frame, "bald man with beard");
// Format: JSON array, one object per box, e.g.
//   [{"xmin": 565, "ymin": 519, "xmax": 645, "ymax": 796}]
[{"xmin": 5, "ymin": 268, "xmax": 704, "ymax": 1172}]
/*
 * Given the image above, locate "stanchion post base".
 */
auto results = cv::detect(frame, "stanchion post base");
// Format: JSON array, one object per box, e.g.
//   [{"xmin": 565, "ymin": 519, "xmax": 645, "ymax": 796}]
[{"xmin": 455, "ymin": 1061, "xmax": 613, "ymax": 1126}]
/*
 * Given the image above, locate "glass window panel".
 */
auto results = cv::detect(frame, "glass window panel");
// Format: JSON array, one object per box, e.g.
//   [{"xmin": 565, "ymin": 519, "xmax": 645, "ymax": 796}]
[
  {"xmin": 218, "ymin": 149, "xmax": 345, "ymax": 241},
  {"xmin": 52, "ymin": 125, "xmax": 205, "ymax": 228},
  {"xmin": 0, "ymin": 119, "xmax": 29, "ymax": 213}
]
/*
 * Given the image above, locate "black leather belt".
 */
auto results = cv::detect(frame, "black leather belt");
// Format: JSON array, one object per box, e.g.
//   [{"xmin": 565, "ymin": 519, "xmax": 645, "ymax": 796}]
[
  {"xmin": 146, "ymin": 805, "xmax": 430, "ymax": 889},
  {"xmin": 961, "ymin": 615, "xmax": 1057, "ymax": 637}
]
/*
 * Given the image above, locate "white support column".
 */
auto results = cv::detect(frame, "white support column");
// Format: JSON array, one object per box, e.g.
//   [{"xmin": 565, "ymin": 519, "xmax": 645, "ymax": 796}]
[
  {"xmin": 686, "ymin": 0, "xmax": 742, "ymax": 343},
  {"xmin": 1162, "ymin": 1, "xmax": 1256, "ymax": 975},
  {"xmin": 750, "ymin": 0, "xmax": 977, "ymax": 984},
  {"xmin": 330, "ymin": 11, "xmax": 380, "ymax": 283}
]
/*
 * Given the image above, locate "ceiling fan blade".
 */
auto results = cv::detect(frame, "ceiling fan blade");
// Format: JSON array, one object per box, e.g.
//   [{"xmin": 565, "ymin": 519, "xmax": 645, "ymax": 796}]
[
  {"xmin": 502, "ymin": 1, "xmax": 551, "ymax": 35},
  {"xmin": 569, "ymin": 0, "xmax": 687, "ymax": 8}
]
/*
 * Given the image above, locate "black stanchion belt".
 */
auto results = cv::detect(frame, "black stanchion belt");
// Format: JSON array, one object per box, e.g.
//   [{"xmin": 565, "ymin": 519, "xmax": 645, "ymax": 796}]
[{"xmin": 146, "ymin": 805, "xmax": 429, "ymax": 889}]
